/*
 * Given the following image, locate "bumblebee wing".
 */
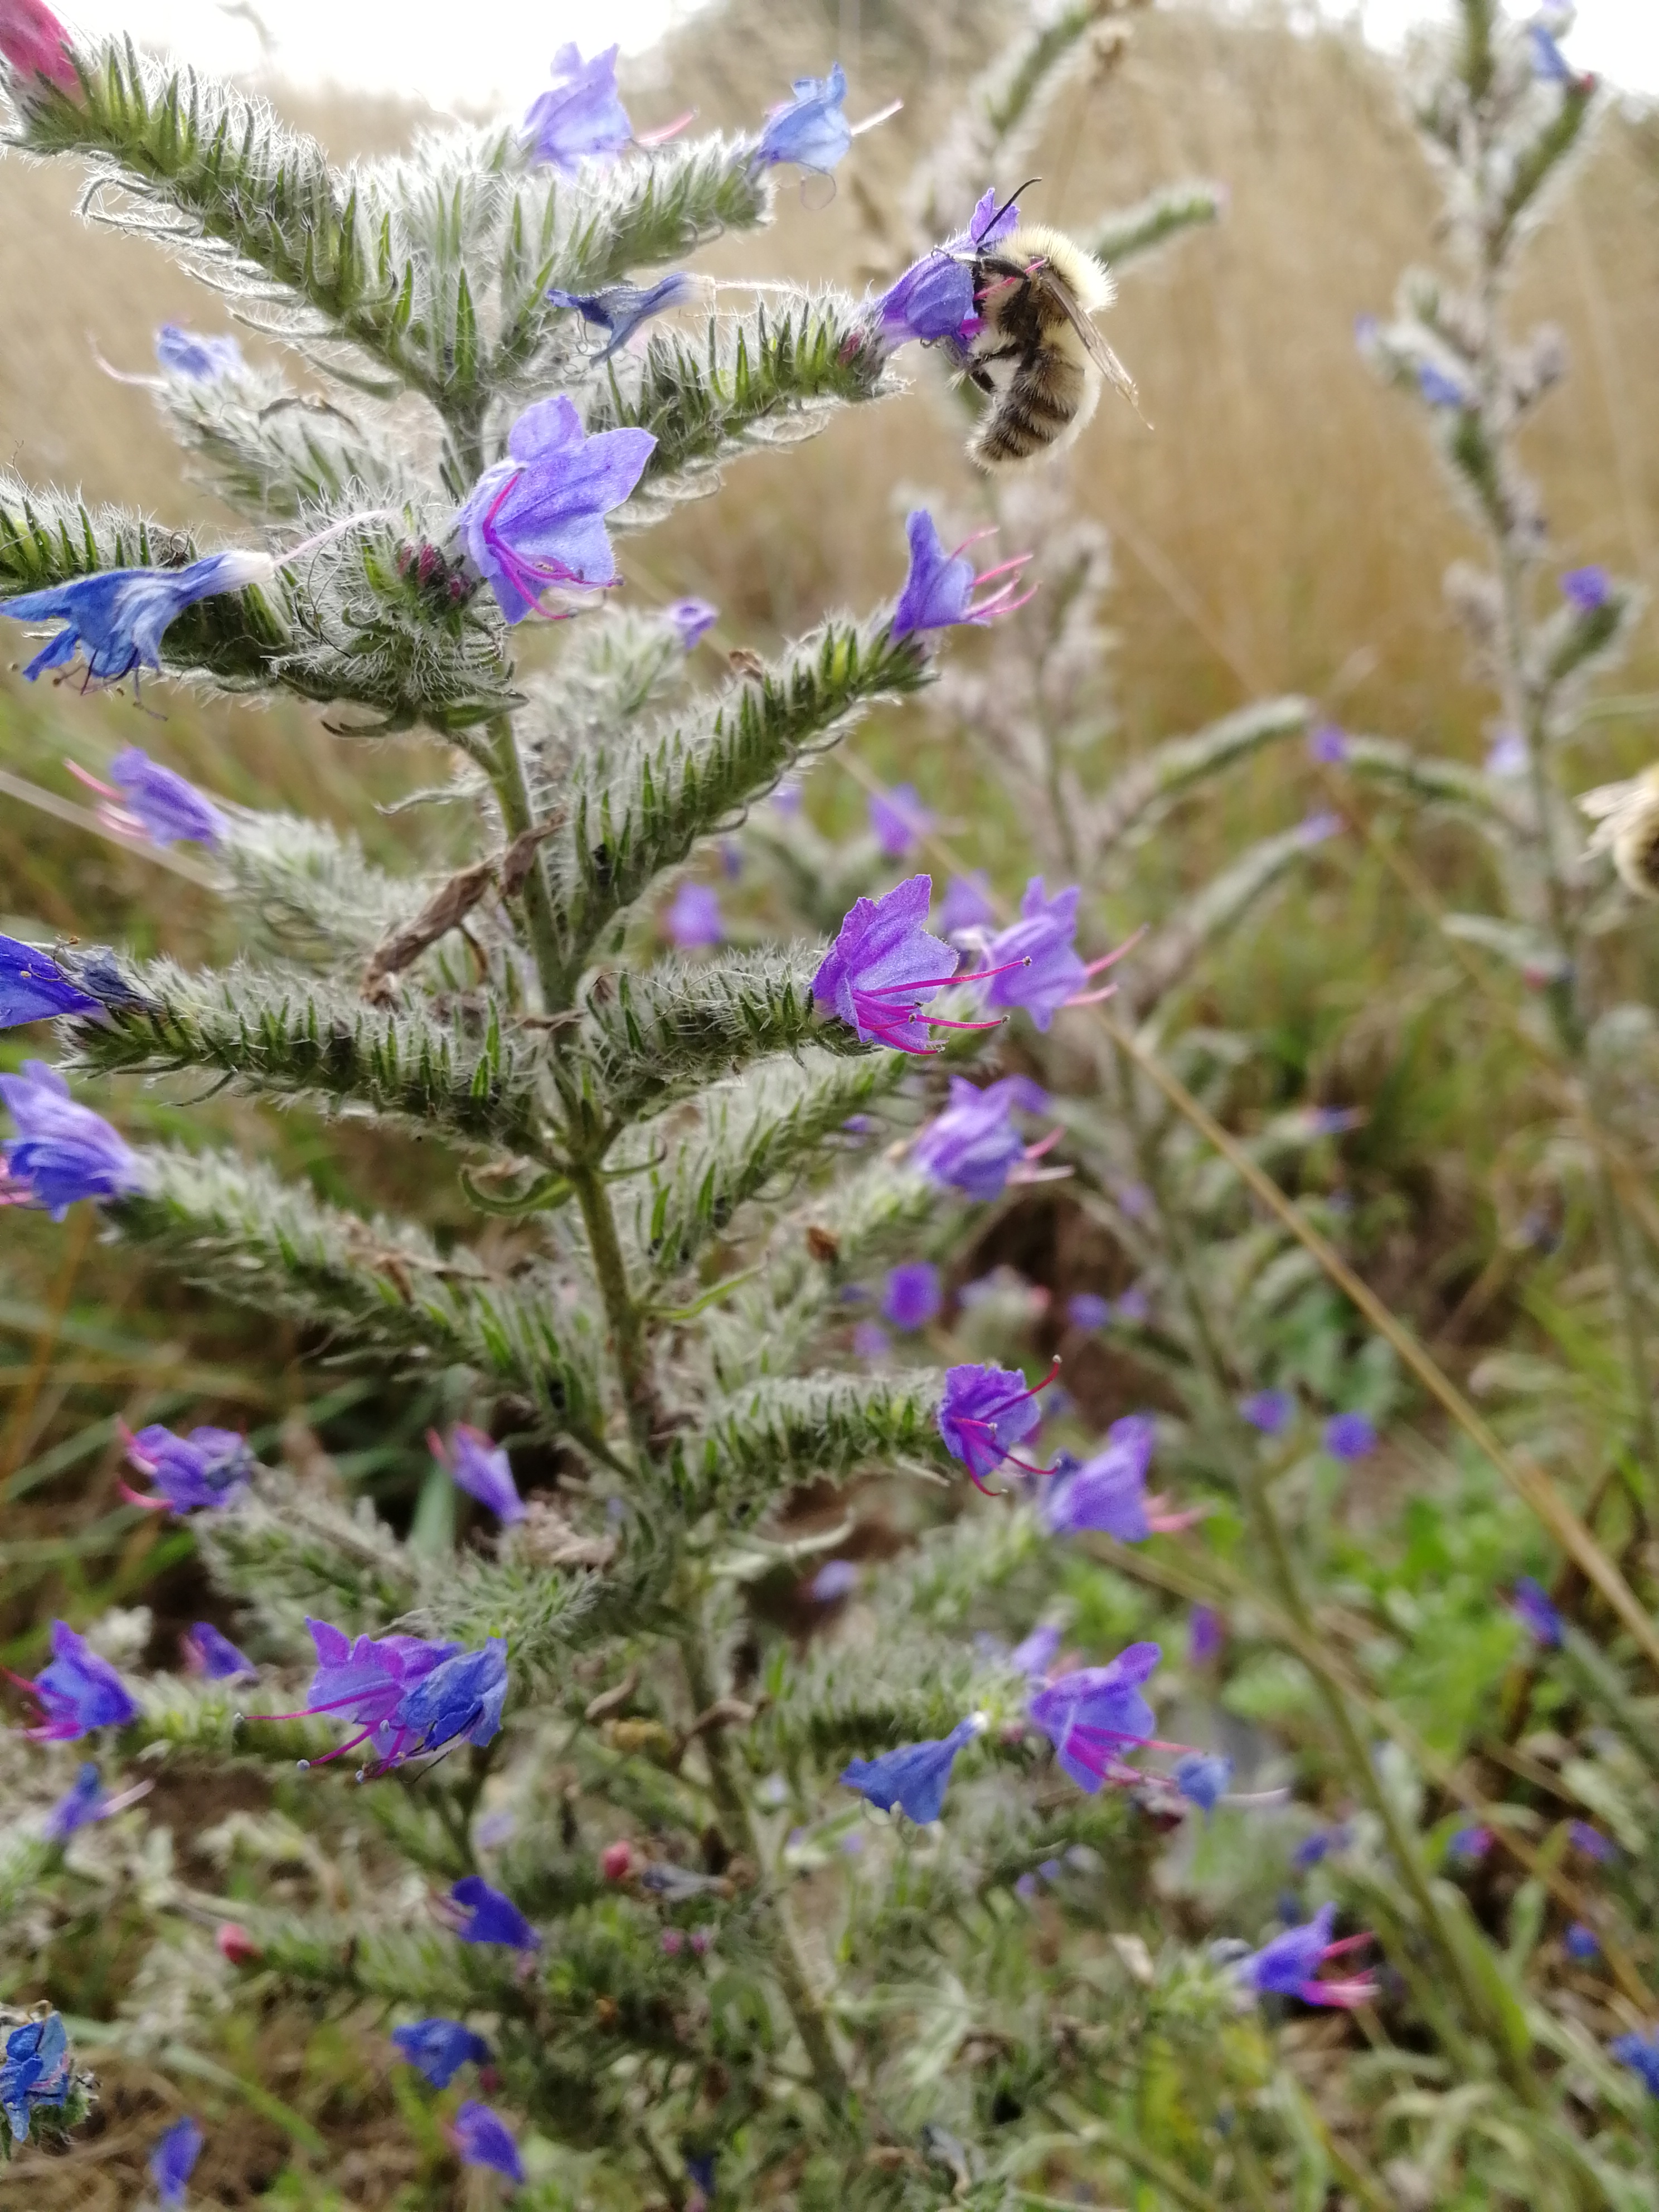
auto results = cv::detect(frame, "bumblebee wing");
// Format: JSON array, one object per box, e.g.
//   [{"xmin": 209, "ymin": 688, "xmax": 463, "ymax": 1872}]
[{"xmin": 1027, "ymin": 263, "xmax": 1146, "ymax": 423}]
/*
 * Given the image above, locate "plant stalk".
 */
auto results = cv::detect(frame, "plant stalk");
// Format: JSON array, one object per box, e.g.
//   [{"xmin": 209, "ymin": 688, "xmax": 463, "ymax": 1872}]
[{"xmin": 486, "ymin": 711, "xmax": 565, "ymax": 1013}]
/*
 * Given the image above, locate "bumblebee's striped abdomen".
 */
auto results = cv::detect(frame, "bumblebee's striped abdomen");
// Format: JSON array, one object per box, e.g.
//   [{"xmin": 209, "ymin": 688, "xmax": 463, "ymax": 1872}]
[{"xmin": 970, "ymin": 353, "xmax": 1089, "ymax": 465}]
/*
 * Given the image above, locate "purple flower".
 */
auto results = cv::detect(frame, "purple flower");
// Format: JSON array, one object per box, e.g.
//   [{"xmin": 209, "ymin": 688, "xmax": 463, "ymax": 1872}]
[
  {"xmin": 391, "ymin": 2017, "xmax": 491, "ymax": 2089},
  {"xmin": 1297, "ymin": 809, "xmax": 1343, "ymax": 847},
  {"xmin": 1418, "ymin": 363, "xmax": 1467, "ymax": 409},
  {"xmin": 1612, "ymin": 2029, "xmax": 1659, "ymax": 2097},
  {"xmin": 966, "ymin": 185, "xmax": 1020, "ymax": 248},
  {"xmin": 666, "ymin": 598, "xmax": 717, "ymax": 649},
  {"xmin": 910, "ymin": 1074, "xmax": 1049, "ymax": 1199},
  {"xmin": 2, "ymin": 1064, "xmax": 142, "ymax": 1219},
  {"xmin": 0, "ymin": 2014, "xmax": 71, "ymax": 2143},
  {"xmin": 121, "ymin": 1424, "xmax": 254, "ymax": 1514},
  {"xmin": 1009, "ymin": 1623, "xmax": 1061, "ymax": 1681},
  {"xmin": 17, "ymin": 1621, "xmax": 138, "ymax": 1741},
  {"xmin": 1528, "ymin": 23, "xmax": 1571, "ymax": 81},
  {"xmin": 1188, "ymin": 1605, "xmax": 1225, "ymax": 1666},
  {"xmin": 1560, "ymin": 565, "xmax": 1611, "ymax": 613},
  {"xmin": 868, "ymin": 782, "xmax": 933, "ymax": 859},
  {"xmin": 809, "ymin": 1559, "xmax": 860, "ymax": 1603},
  {"xmin": 156, "ymin": 324, "xmax": 243, "ymax": 380},
  {"xmin": 1293, "ymin": 1826, "xmax": 1348, "ymax": 1869},
  {"xmin": 524, "ymin": 43, "xmax": 632, "ymax": 170},
  {"xmin": 1174, "ymin": 1752, "xmax": 1233, "ymax": 1813},
  {"xmin": 1240, "ymin": 1903, "xmax": 1376, "ymax": 2009},
  {"xmin": 753, "ymin": 61, "xmax": 851, "ymax": 175},
  {"xmin": 1042, "ymin": 1416, "xmax": 1162, "ymax": 1541},
  {"xmin": 449, "ymin": 1876, "xmax": 541, "ymax": 1951},
  {"xmin": 44, "ymin": 1763, "xmax": 105, "ymax": 1841},
  {"xmin": 937, "ymin": 1360, "xmax": 1055, "ymax": 1489},
  {"xmin": 1564, "ymin": 1921, "xmax": 1599, "ymax": 1961},
  {"xmin": 148, "ymin": 2116, "xmax": 203, "ymax": 2208},
  {"xmin": 664, "ymin": 882, "xmax": 724, "ymax": 949},
  {"xmin": 1308, "ymin": 721, "xmax": 1348, "ymax": 765},
  {"xmin": 811, "ymin": 874, "xmax": 968, "ymax": 1055},
  {"xmin": 0, "ymin": 939, "xmax": 98, "ymax": 1029},
  {"xmin": 1569, "ymin": 1821, "xmax": 1617, "ymax": 1862},
  {"xmin": 851, "ymin": 1318, "xmax": 890, "ymax": 1362},
  {"xmin": 891, "ymin": 509, "xmax": 1032, "ymax": 640},
  {"xmin": 2, "ymin": 547, "xmax": 271, "ymax": 687},
  {"xmin": 980, "ymin": 879, "xmax": 1086, "ymax": 1031},
  {"xmin": 1066, "ymin": 1292, "xmax": 1111, "ymax": 1332},
  {"xmin": 454, "ymin": 395, "xmax": 654, "ymax": 624},
  {"xmin": 546, "ymin": 273, "xmax": 697, "ymax": 361},
  {"xmin": 939, "ymin": 872, "xmax": 995, "ymax": 938},
  {"xmin": 182, "ymin": 1623, "xmax": 255, "ymax": 1681},
  {"xmin": 103, "ymin": 747, "xmax": 226, "ymax": 847},
  {"xmin": 1485, "ymin": 727, "xmax": 1527, "ymax": 776},
  {"xmin": 263, "ymin": 1619, "xmax": 507, "ymax": 1776},
  {"xmin": 1029, "ymin": 1644, "xmax": 1162, "ymax": 1792},
  {"xmin": 1448, "ymin": 1824, "xmax": 1492, "ymax": 1864},
  {"xmin": 1114, "ymin": 1284, "xmax": 1151, "ymax": 1325},
  {"xmin": 434, "ymin": 1424, "xmax": 526, "ymax": 1526},
  {"xmin": 0, "ymin": 1, "xmax": 78, "ymax": 96},
  {"xmin": 1322, "ymin": 1413, "xmax": 1376, "ymax": 1462},
  {"xmin": 875, "ymin": 250, "xmax": 977, "ymax": 352},
  {"xmin": 1512, "ymin": 1575, "xmax": 1563, "ymax": 1648},
  {"xmin": 452, "ymin": 2100, "xmax": 525, "ymax": 2184},
  {"xmin": 882, "ymin": 1260, "xmax": 940, "ymax": 1331},
  {"xmin": 1241, "ymin": 1389, "xmax": 1294, "ymax": 1435},
  {"xmin": 840, "ymin": 1715, "xmax": 981, "ymax": 1822}
]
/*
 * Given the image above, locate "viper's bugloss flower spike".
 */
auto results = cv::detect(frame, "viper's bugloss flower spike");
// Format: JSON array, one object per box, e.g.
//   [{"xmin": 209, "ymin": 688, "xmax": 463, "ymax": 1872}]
[
  {"xmin": 1240, "ymin": 1388, "xmax": 1294, "ymax": 1435},
  {"xmin": 1512, "ymin": 1574, "xmax": 1564, "ymax": 1648},
  {"xmin": 524, "ymin": 43, "xmax": 632, "ymax": 170},
  {"xmin": 120, "ymin": 1424, "xmax": 255, "ymax": 1514},
  {"xmin": 155, "ymin": 324, "xmax": 244, "ymax": 381},
  {"xmin": 431, "ymin": 1426, "xmax": 526, "ymax": 1527},
  {"xmin": 666, "ymin": 882, "xmax": 724, "ymax": 949},
  {"xmin": 258, "ymin": 1620, "xmax": 507, "ymax": 1775},
  {"xmin": 1173, "ymin": 1752, "xmax": 1233, "ymax": 1813},
  {"xmin": 1560, "ymin": 564, "xmax": 1612, "ymax": 613},
  {"xmin": 0, "ymin": 0, "xmax": 77, "ymax": 95},
  {"xmin": 546, "ymin": 274, "xmax": 698, "ymax": 362},
  {"xmin": 891, "ymin": 509, "xmax": 1034, "ymax": 639},
  {"xmin": 1612, "ymin": 2028, "xmax": 1659, "ymax": 2095},
  {"xmin": 0, "ymin": 939, "xmax": 99, "ymax": 1029},
  {"xmin": 1322, "ymin": 1411, "xmax": 1376, "ymax": 1462},
  {"xmin": 665, "ymin": 597, "xmax": 717, "ymax": 649},
  {"xmin": 448, "ymin": 1876, "xmax": 541, "ymax": 1951},
  {"xmin": 1, "ymin": 1063, "xmax": 143, "ymax": 1219},
  {"xmin": 12, "ymin": 1621, "xmax": 139, "ymax": 1740},
  {"xmin": 183, "ymin": 1623, "xmax": 255, "ymax": 1681},
  {"xmin": 454, "ymin": 395, "xmax": 655, "ymax": 624},
  {"xmin": 149, "ymin": 2116, "xmax": 203, "ymax": 2208},
  {"xmin": 840, "ymin": 1714, "xmax": 982, "ymax": 1823},
  {"xmin": 0, "ymin": 2012, "xmax": 71, "ymax": 2142},
  {"xmin": 100, "ymin": 748, "xmax": 227, "ymax": 848},
  {"xmin": 1240, "ymin": 1903, "xmax": 1377, "ymax": 2009},
  {"xmin": 1028, "ymin": 1645, "xmax": 1163, "ymax": 1793},
  {"xmin": 868, "ymin": 782, "xmax": 933, "ymax": 859},
  {"xmin": 753, "ymin": 61, "xmax": 851, "ymax": 174},
  {"xmin": 2, "ymin": 549, "xmax": 274, "ymax": 688},
  {"xmin": 1042, "ymin": 1415, "xmax": 1194, "ymax": 1542},
  {"xmin": 391, "ymin": 2018, "xmax": 491, "ymax": 2089},
  {"xmin": 452, "ymin": 2100, "xmax": 525, "ymax": 2183},
  {"xmin": 882, "ymin": 1260, "xmax": 940, "ymax": 1332},
  {"xmin": 939, "ymin": 872, "xmax": 994, "ymax": 938},
  {"xmin": 910, "ymin": 1075, "xmax": 1051, "ymax": 1199},
  {"xmin": 937, "ymin": 1359, "xmax": 1060, "ymax": 1489}
]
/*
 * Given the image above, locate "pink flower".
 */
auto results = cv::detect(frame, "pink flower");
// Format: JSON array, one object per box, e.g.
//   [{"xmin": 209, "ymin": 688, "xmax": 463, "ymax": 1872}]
[{"xmin": 0, "ymin": 0, "xmax": 77, "ymax": 95}]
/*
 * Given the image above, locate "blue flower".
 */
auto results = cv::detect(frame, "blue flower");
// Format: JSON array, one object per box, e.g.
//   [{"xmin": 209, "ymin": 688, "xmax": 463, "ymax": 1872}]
[
  {"xmin": 983, "ymin": 878, "xmax": 1089, "ymax": 1031},
  {"xmin": 1009, "ymin": 1623, "xmax": 1060, "ymax": 1680},
  {"xmin": 841, "ymin": 1715, "xmax": 981, "ymax": 1823},
  {"xmin": 44, "ymin": 1763, "xmax": 105, "ymax": 1842},
  {"xmin": 524, "ymin": 43, "xmax": 632, "ymax": 170},
  {"xmin": 1512, "ymin": 1575, "xmax": 1563, "ymax": 1648},
  {"xmin": 1188, "ymin": 1605, "xmax": 1225, "ymax": 1665},
  {"xmin": 1569, "ymin": 1820, "xmax": 1617, "ymax": 1862},
  {"xmin": 1, "ymin": 548, "xmax": 271, "ymax": 686},
  {"xmin": 666, "ymin": 597, "xmax": 717, "ymax": 649},
  {"xmin": 966, "ymin": 185, "xmax": 1020, "ymax": 248},
  {"xmin": 938, "ymin": 872, "xmax": 994, "ymax": 938},
  {"xmin": 1448, "ymin": 1823, "xmax": 1492, "ymax": 1864},
  {"xmin": 1560, "ymin": 564, "xmax": 1611, "ymax": 613},
  {"xmin": 666, "ymin": 882, "xmax": 724, "ymax": 949},
  {"xmin": 1308, "ymin": 721, "xmax": 1348, "ymax": 764},
  {"xmin": 812, "ymin": 874, "xmax": 963, "ymax": 1055},
  {"xmin": 546, "ymin": 273, "xmax": 698, "ymax": 361},
  {"xmin": 0, "ymin": 2012, "xmax": 71, "ymax": 2143},
  {"xmin": 910, "ymin": 1075, "xmax": 1049, "ymax": 1200},
  {"xmin": 122, "ymin": 1423, "xmax": 254, "ymax": 1513},
  {"xmin": 1564, "ymin": 1922, "xmax": 1600, "ymax": 1961},
  {"xmin": 156, "ymin": 324, "xmax": 244, "ymax": 380},
  {"xmin": 149, "ymin": 2116, "xmax": 203, "ymax": 2207},
  {"xmin": 875, "ymin": 250, "xmax": 978, "ymax": 352},
  {"xmin": 1322, "ymin": 1412, "xmax": 1376, "ymax": 1462},
  {"xmin": 449, "ymin": 1875, "xmax": 541, "ymax": 1951},
  {"xmin": 107, "ymin": 748, "xmax": 226, "ymax": 847},
  {"xmin": 182, "ymin": 1623, "xmax": 255, "ymax": 1681},
  {"xmin": 1066, "ymin": 1292, "xmax": 1111, "ymax": 1332},
  {"xmin": 882, "ymin": 1260, "xmax": 940, "ymax": 1331},
  {"xmin": 434, "ymin": 1425, "xmax": 525, "ymax": 1526},
  {"xmin": 1042, "ymin": 1415, "xmax": 1162, "ymax": 1540},
  {"xmin": 1418, "ymin": 363, "xmax": 1467, "ymax": 409},
  {"xmin": 263, "ymin": 1619, "xmax": 507, "ymax": 1775},
  {"xmin": 1293, "ymin": 1825, "xmax": 1348, "ymax": 1869},
  {"xmin": 1240, "ymin": 1389, "xmax": 1294, "ymax": 1435},
  {"xmin": 1485, "ymin": 727, "xmax": 1527, "ymax": 776},
  {"xmin": 0, "ymin": 938, "xmax": 98, "ymax": 1029},
  {"xmin": 1029, "ymin": 1645, "xmax": 1162, "ymax": 1793},
  {"xmin": 454, "ymin": 395, "xmax": 655, "ymax": 625},
  {"xmin": 391, "ymin": 2017, "xmax": 491, "ymax": 2089},
  {"xmin": 1240, "ymin": 1903, "xmax": 1375, "ymax": 2009},
  {"xmin": 1527, "ymin": 23, "xmax": 1571, "ymax": 81},
  {"xmin": 754, "ymin": 61, "xmax": 851, "ymax": 174},
  {"xmin": 2, "ymin": 1063, "xmax": 142, "ymax": 1219},
  {"xmin": 891, "ymin": 509, "xmax": 1032, "ymax": 640},
  {"xmin": 1611, "ymin": 2028, "xmax": 1659, "ymax": 2097},
  {"xmin": 452, "ymin": 2099, "xmax": 525, "ymax": 2182},
  {"xmin": 809, "ymin": 1559, "xmax": 860, "ymax": 1603},
  {"xmin": 868, "ymin": 782, "xmax": 933, "ymax": 859},
  {"xmin": 938, "ymin": 1361, "xmax": 1055, "ymax": 1489},
  {"xmin": 20, "ymin": 1621, "xmax": 139, "ymax": 1740},
  {"xmin": 1173, "ymin": 1752, "xmax": 1233, "ymax": 1813}
]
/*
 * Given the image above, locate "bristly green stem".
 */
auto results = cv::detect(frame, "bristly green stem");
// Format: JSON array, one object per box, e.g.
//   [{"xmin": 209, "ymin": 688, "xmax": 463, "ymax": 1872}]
[
  {"xmin": 573, "ymin": 1163, "xmax": 656, "ymax": 1458},
  {"xmin": 487, "ymin": 711, "xmax": 565, "ymax": 1013}
]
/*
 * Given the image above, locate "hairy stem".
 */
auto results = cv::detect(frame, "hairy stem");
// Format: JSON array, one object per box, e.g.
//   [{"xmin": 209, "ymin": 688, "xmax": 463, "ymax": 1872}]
[
  {"xmin": 487, "ymin": 712, "xmax": 565, "ymax": 1012},
  {"xmin": 573, "ymin": 1165, "xmax": 654, "ymax": 1459}
]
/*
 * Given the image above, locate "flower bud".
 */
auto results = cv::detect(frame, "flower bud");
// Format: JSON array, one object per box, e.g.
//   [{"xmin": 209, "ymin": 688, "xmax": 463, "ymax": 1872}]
[
  {"xmin": 600, "ymin": 1839, "xmax": 635, "ymax": 1882},
  {"xmin": 0, "ymin": 0, "xmax": 79, "ymax": 95},
  {"xmin": 216, "ymin": 1923, "xmax": 261, "ymax": 1964}
]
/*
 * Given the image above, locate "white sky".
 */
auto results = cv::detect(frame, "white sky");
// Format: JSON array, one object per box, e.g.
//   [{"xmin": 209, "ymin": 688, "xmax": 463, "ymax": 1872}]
[{"xmin": 53, "ymin": 0, "xmax": 1659, "ymax": 110}]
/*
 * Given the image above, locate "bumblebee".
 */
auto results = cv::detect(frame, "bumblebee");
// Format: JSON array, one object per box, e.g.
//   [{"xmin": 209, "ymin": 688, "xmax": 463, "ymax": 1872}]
[
  {"xmin": 1580, "ymin": 767, "xmax": 1659, "ymax": 897},
  {"xmin": 962, "ymin": 219, "xmax": 1140, "ymax": 470}
]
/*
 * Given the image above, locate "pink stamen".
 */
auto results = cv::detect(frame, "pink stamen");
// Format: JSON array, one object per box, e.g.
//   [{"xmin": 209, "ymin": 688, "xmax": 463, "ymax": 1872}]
[
  {"xmin": 916, "ymin": 1014, "xmax": 1005, "ymax": 1032},
  {"xmin": 978, "ymin": 1355, "xmax": 1063, "ymax": 1420},
  {"xmin": 299, "ymin": 1725, "xmax": 378, "ymax": 1769},
  {"xmin": 1063, "ymin": 984, "xmax": 1119, "ymax": 1010},
  {"xmin": 950, "ymin": 527, "xmax": 1000, "ymax": 559},
  {"xmin": 117, "ymin": 1479, "xmax": 168, "ymax": 1512},
  {"xmin": 634, "ymin": 108, "xmax": 696, "ymax": 146},
  {"xmin": 1147, "ymin": 1504, "xmax": 1204, "ymax": 1535},
  {"xmin": 1008, "ymin": 1163, "xmax": 1074, "ymax": 1187},
  {"xmin": 973, "ymin": 580, "xmax": 1039, "ymax": 622},
  {"xmin": 248, "ymin": 1691, "xmax": 395, "ymax": 1726},
  {"xmin": 1022, "ymin": 1128, "xmax": 1065, "ymax": 1163},
  {"xmin": 972, "ymin": 554, "xmax": 1033, "ymax": 589},
  {"xmin": 1321, "ymin": 1932, "xmax": 1375, "ymax": 1959},
  {"xmin": 1082, "ymin": 926, "xmax": 1147, "ymax": 978},
  {"xmin": 864, "ymin": 954, "xmax": 1030, "ymax": 995},
  {"xmin": 65, "ymin": 759, "xmax": 119, "ymax": 802},
  {"xmin": 1299, "ymin": 1977, "xmax": 1378, "ymax": 2010}
]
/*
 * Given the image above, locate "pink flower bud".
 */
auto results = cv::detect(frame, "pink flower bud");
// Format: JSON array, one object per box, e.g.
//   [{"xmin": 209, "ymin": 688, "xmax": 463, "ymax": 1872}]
[
  {"xmin": 216, "ymin": 1923, "xmax": 261, "ymax": 1964},
  {"xmin": 600, "ymin": 1839, "xmax": 634, "ymax": 1882},
  {"xmin": 0, "ymin": 0, "xmax": 79, "ymax": 95},
  {"xmin": 660, "ymin": 1928, "xmax": 685, "ymax": 1955}
]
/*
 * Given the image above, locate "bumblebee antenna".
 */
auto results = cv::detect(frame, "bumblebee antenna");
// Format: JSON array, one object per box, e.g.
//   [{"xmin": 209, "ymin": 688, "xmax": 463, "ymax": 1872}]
[{"xmin": 986, "ymin": 177, "xmax": 1041, "ymax": 235}]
